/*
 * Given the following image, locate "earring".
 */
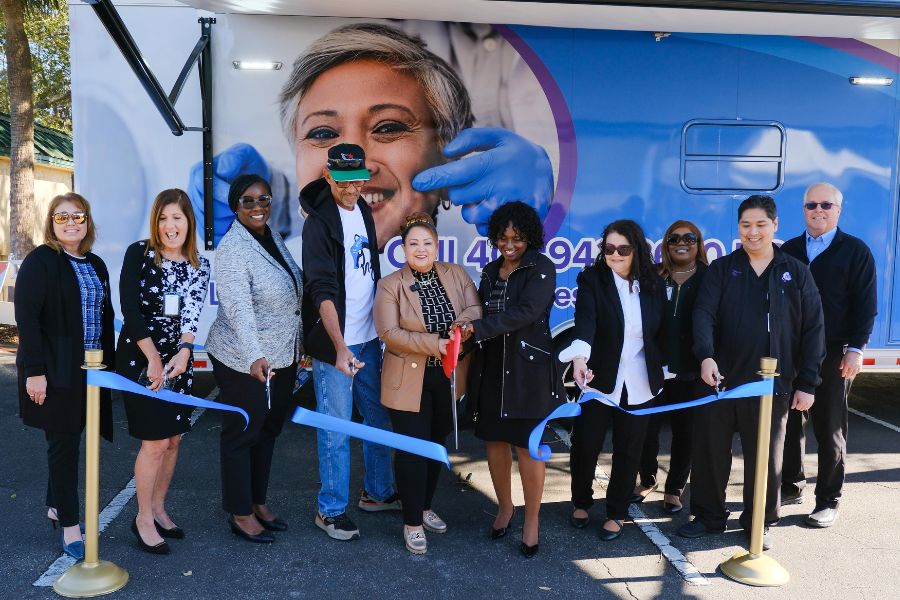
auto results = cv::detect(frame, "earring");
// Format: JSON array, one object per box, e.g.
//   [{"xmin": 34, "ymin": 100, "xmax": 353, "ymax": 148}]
[{"xmin": 441, "ymin": 196, "xmax": 451, "ymax": 211}]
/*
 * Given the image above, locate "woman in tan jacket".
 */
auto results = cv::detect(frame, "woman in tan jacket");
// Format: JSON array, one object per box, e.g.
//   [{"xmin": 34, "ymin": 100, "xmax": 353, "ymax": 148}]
[{"xmin": 374, "ymin": 212, "xmax": 481, "ymax": 555}]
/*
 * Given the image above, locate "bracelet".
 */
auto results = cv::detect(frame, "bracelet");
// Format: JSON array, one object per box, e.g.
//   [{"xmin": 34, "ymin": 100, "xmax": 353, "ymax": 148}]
[{"xmin": 178, "ymin": 342, "xmax": 194, "ymax": 352}]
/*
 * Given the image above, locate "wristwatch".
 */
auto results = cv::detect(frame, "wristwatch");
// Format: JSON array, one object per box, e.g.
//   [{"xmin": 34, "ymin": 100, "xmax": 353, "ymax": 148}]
[{"xmin": 178, "ymin": 342, "xmax": 194, "ymax": 352}]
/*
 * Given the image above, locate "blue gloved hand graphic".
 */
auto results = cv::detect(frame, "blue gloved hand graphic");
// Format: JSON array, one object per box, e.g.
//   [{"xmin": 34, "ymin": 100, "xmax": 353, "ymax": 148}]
[
  {"xmin": 412, "ymin": 128, "xmax": 553, "ymax": 235},
  {"xmin": 187, "ymin": 143, "xmax": 272, "ymax": 245}
]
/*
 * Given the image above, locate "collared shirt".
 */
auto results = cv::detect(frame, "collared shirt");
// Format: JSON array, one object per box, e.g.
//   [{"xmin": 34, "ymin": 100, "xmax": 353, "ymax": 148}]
[
  {"xmin": 608, "ymin": 274, "xmax": 654, "ymax": 406},
  {"xmin": 806, "ymin": 227, "xmax": 838, "ymax": 263}
]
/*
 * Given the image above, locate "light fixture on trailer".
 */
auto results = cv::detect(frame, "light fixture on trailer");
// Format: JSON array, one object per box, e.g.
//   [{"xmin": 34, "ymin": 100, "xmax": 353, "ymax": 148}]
[
  {"xmin": 849, "ymin": 76, "xmax": 893, "ymax": 86},
  {"xmin": 232, "ymin": 61, "xmax": 283, "ymax": 70}
]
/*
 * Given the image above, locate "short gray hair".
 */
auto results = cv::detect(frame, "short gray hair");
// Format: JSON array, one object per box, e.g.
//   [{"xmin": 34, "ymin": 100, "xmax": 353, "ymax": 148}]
[
  {"xmin": 803, "ymin": 182, "xmax": 843, "ymax": 205},
  {"xmin": 279, "ymin": 23, "xmax": 474, "ymax": 149}
]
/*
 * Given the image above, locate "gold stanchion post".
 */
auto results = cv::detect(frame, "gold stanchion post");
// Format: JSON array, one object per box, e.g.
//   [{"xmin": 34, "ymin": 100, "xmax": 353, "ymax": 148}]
[
  {"xmin": 53, "ymin": 349, "xmax": 129, "ymax": 597},
  {"xmin": 719, "ymin": 357, "xmax": 790, "ymax": 587}
]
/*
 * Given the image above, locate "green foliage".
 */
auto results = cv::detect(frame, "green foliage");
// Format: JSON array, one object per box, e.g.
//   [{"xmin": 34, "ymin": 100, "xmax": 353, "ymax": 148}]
[{"xmin": 0, "ymin": 1, "xmax": 70, "ymax": 133}]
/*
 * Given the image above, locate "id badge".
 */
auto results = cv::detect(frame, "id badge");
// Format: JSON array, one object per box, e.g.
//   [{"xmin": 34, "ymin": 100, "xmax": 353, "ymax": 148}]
[{"xmin": 163, "ymin": 293, "xmax": 182, "ymax": 317}]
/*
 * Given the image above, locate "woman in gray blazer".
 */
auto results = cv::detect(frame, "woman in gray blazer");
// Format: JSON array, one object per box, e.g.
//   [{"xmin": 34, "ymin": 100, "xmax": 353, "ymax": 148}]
[{"xmin": 206, "ymin": 174, "xmax": 303, "ymax": 543}]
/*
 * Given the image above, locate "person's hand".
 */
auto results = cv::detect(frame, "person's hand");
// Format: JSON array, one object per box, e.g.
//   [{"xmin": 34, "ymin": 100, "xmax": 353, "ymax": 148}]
[
  {"xmin": 250, "ymin": 357, "xmax": 271, "ymax": 384},
  {"xmin": 187, "ymin": 143, "xmax": 272, "ymax": 245},
  {"xmin": 26, "ymin": 375, "xmax": 48, "ymax": 405},
  {"xmin": 572, "ymin": 357, "xmax": 594, "ymax": 389},
  {"xmin": 166, "ymin": 349, "xmax": 191, "ymax": 379},
  {"xmin": 412, "ymin": 128, "xmax": 553, "ymax": 235},
  {"xmin": 146, "ymin": 355, "xmax": 165, "ymax": 391},
  {"xmin": 438, "ymin": 338, "xmax": 450, "ymax": 355},
  {"xmin": 792, "ymin": 390, "xmax": 815, "ymax": 411},
  {"xmin": 840, "ymin": 350, "xmax": 863, "ymax": 379},
  {"xmin": 701, "ymin": 358, "xmax": 724, "ymax": 389},
  {"xmin": 451, "ymin": 321, "xmax": 473, "ymax": 342},
  {"xmin": 335, "ymin": 346, "xmax": 364, "ymax": 377}
]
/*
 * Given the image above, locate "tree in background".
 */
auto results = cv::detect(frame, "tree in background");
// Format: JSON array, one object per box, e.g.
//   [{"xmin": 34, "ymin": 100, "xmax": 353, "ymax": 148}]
[{"xmin": 0, "ymin": 0, "xmax": 66, "ymax": 259}]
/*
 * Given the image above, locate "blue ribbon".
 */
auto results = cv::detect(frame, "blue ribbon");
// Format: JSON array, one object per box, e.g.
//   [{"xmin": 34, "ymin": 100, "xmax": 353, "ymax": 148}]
[
  {"xmin": 87, "ymin": 370, "xmax": 249, "ymax": 430},
  {"xmin": 291, "ymin": 407, "xmax": 451, "ymax": 468},
  {"xmin": 528, "ymin": 379, "xmax": 775, "ymax": 461}
]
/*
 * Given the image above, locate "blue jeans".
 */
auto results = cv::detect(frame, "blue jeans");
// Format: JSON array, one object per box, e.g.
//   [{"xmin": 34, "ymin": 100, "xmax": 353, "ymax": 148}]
[{"xmin": 313, "ymin": 338, "xmax": 395, "ymax": 517}]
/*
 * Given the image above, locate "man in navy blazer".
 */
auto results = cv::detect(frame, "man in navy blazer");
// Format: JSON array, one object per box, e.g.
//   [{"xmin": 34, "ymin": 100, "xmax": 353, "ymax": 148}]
[{"xmin": 780, "ymin": 183, "xmax": 877, "ymax": 528}]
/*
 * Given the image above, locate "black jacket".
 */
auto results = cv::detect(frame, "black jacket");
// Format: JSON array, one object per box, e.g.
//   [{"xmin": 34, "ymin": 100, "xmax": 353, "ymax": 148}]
[
  {"xmin": 693, "ymin": 246, "xmax": 825, "ymax": 395},
  {"xmin": 781, "ymin": 228, "xmax": 876, "ymax": 350},
  {"xmin": 571, "ymin": 264, "xmax": 667, "ymax": 397},
  {"xmin": 662, "ymin": 262, "xmax": 707, "ymax": 380},
  {"xmin": 15, "ymin": 245, "xmax": 115, "ymax": 440},
  {"xmin": 466, "ymin": 249, "xmax": 564, "ymax": 420},
  {"xmin": 300, "ymin": 177, "xmax": 380, "ymax": 364}
]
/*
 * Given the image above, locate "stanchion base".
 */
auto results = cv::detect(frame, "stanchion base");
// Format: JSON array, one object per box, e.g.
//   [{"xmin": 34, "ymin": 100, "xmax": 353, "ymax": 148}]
[
  {"xmin": 720, "ymin": 551, "xmax": 790, "ymax": 587},
  {"xmin": 52, "ymin": 560, "xmax": 129, "ymax": 598}
]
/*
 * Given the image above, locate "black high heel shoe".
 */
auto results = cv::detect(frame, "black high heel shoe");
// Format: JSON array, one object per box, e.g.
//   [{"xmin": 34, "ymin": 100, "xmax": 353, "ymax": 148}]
[
  {"xmin": 598, "ymin": 519, "xmax": 624, "ymax": 542},
  {"xmin": 132, "ymin": 518, "xmax": 171, "ymax": 555},
  {"xmin": 228, "ymin": 516, "xmax": 275, "ymax": 543},
  {"xmin": 255, "ymin": 515, "xmax": 288, "ymax": 532},
  {"xmin": 154, "ymin": 519, "xmax": 186, "ymax": 539},
  {"xmin": 489, "ymin": 509, "xmax": 515, "ymax": 540},
  {"xmin": 520, "ymin": 541, "xmax": 539, "ymax": 558}
]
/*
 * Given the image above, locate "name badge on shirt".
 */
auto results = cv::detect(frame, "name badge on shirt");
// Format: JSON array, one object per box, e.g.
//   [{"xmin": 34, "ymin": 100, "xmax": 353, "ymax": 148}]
[
  {"xmin": 163, "ymin": 293, "xmax": 182, "ymax": 317},
  {"xmin": 666, "ymin": 284, "xmax": 674, "ymax": 301}
]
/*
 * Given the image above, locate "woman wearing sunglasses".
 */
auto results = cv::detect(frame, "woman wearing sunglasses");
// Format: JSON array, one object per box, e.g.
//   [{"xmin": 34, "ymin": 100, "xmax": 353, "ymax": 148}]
[
  {"xmin": 15, "ymin": 193, "xmax": 116, "ymax": 560},
  {"xmin": 558, "ymin": 219, "xmax": 666, "ymax": 541},
  {"xmin": 631, "ymin": 221, "xmax": 708, "ymax": 514},
  {"xmin": 206, "ymin": 174, "xmax": 303, "ymax": 543},
  {"xmin": 117, "ymin": 189, "xmax": 210, "ymax": 554}
]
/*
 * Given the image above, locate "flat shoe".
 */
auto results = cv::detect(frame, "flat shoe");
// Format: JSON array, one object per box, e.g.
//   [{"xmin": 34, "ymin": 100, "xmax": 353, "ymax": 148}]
[
  {"xmin": 131, "ymin": 518, "xmax": 171, "ymax": 555},
  {"xmin": 569, "ymin": 511, "xmax": 590, "ymax": 529},
  {"xmin": 422, "ymin": 510, "xmax": 447, "ymax": 534},
  {"xmin": 662, "ymin": 501, "xmax": 683, "ymax": 515},
  {"xmin": 677, "ymin": 519, "xmax": 724, "ymax": 538},
  {"xmin": 256, "ymin": 516, "xmax": 288, "ymax": 532},
  {"xmin": 154, "ymin": 520, "xmax": 185, "ymax": 539},
  {"xmin": 404, "ymin": 526, "xmax": 427, "ymax": 555},
  {"xmin": 60, "ymin": 532, "xmax": 85, "ymax": 561},
  {"xmin": 228, "ymin": 516, "xmax": 274, "ymax": 543},
  {"xmin": 628, "ymin": 483, "xmax": 658, "ymax": 504},
  {"xmin": 806, "ymin": 507, "xmax": 838, "ymax": 528},
  {"xmin": 598, "ymin": 519, "xmax": 624, "ymax": 542}
]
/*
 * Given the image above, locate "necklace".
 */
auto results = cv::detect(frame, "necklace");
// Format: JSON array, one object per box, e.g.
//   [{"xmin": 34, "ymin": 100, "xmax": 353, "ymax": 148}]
[{"xmin": 673, "ymin": 264, "xmax": 696, "ymax": 274}]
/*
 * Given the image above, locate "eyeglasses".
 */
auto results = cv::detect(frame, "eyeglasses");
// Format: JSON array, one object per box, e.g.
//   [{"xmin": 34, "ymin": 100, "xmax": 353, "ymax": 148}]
[
  {"xmin": 335, "ymin": 180, "xmax": 367, "ymax": 189},
  {"xmin": 52, "ymin": 211, "xmax": 87, "ymax": 225},
  {"xmin": 239, "ymin": 195, "xmax": 272, "ymax": 209},
  {"xmin": 804, "ymin": 201, "xmax": 838, "ymax": 211},
  {"xmin": 602, "ymin": 243, "xmax": 633, "ymax": 257},
  {"xmin": 666, "ymin": 232, "xmax": 698, "ymax": 246}
]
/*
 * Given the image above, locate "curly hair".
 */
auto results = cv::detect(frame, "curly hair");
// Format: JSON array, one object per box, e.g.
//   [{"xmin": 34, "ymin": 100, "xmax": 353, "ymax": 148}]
[
  {"xmin": 487, "ymin": 201, "xmax": 545, "ymax": 251},
  {"xmin": 597, "ymin": 219, "xmax": 657, "ymax": 293}
]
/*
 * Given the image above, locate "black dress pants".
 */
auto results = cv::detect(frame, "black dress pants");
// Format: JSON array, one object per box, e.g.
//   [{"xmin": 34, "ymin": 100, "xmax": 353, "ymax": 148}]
[
  {"xmin": 45, "ymin": 430, "xmax": 82, "ymax": 528},
  {"xmin": 689, "ymin": 392, "xmax": 790, "ymax": 531},
  {"xmin": 570, "ymin": 388, "xmax": 651, "ymax": 521},
  {"xmin": 638, "ymin": 378, "xmax": 701, "ymax": 496},
  {"xmin": 782, "ymin": 348, "xmax": 848, "ymax": 509},
  {"xmin": 389, "ymin": 366, "xmax": 453, "ymax": 527},
  {"xmin": 211, "ymin": 355, "xmax": 295, "ymax": 515}
]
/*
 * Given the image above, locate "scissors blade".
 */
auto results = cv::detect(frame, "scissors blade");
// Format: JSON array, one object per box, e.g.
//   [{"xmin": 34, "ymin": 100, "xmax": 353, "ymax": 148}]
[
  {"xmin": 451, "ymin": 369, "xmax": 459, "ymax": 450},
  {"xmin": 265, "ymin": 369, "xmax": 272, "ymax": 409}
]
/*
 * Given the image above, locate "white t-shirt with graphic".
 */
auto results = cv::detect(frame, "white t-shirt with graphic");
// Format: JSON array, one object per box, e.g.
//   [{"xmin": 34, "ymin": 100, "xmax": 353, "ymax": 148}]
[{"xmin": 339, "ymin": 204, "xmax": 377, "ymax": 346}]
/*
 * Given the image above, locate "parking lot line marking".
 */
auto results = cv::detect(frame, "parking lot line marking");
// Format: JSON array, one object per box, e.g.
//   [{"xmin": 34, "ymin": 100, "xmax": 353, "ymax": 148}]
[
  {"xmin": 849, "ymin": 407, "xmax": 900, "ymax": 434},
  {"xmin": 550, "ymin": 424, "xmax": 710, "ymax": 586},
  {"xmin": 34, "ymin": 395, "xmax": 213, "ymax": 587}
]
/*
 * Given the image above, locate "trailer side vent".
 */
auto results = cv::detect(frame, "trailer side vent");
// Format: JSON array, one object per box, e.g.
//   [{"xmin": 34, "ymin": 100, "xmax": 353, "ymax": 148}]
[{"xmin": 681, "ymin": 120, "xmax": 785, "ymax": 194}]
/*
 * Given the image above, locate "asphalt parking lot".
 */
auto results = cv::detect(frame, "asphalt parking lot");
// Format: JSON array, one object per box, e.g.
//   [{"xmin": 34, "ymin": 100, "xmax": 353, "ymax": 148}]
[{"xmin": 1, "ymin": 347, "xmax": 898, "ymax": 599}]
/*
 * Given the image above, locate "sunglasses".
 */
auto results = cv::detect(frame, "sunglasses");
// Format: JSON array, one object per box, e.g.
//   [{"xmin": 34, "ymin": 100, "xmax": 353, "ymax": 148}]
[
  {"xmin": 335, "ymin": 180, "xmax": 367, "ymax": 189},
  {"xmin": 330, "ymin": 158, "xmax": 364, "ymax": 169},
  {"xmin": 804, "ymin": 201, "xmax": 837, "ymax": 211},
  {"xmin": 239, "ymin": 195, "xmax": 272, "ymax": 209},
  {"xmin": 52, "ymin": 211, "xmax": 88, "ymax": 225},
  {"xmin": 602, "ymin": 243, "xmax": 634, "ymax": 257},
  {"xmin": 666, "ymin": 232, "xmax": 698, "ymax": 246}
]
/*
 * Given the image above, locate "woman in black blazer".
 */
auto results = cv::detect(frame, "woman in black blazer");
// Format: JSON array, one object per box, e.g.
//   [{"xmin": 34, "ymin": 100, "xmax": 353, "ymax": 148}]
[
  {"xmin": 558, "ymin": 219, "xmax": 666, "ymax": 541},
  {"xmin": 462, "ymin": 201, "xmax": 564, "ymax": 558},
  {"xmin": 15, "ymin": 193, "xmax": 116, "ymax": 560}
]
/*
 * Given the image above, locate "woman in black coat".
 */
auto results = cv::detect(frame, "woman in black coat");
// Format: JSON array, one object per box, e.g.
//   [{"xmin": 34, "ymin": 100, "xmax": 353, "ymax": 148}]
[
  {"xmin": 558, "ymin": 219, "xmax": 666, "ymax": 541},
  {"xmin": 460, "ymin": 201, "xmax": 563, "ymax": 559},
  {"xmin": 16, "ymin": 193, "xmax": 115, "ymax": 561}
]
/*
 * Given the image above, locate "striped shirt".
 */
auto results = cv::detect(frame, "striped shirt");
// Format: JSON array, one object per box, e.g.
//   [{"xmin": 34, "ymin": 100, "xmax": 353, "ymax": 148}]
[{"xmin": 67, "ymin": 255, "xmax": 104, "ymax": 349}]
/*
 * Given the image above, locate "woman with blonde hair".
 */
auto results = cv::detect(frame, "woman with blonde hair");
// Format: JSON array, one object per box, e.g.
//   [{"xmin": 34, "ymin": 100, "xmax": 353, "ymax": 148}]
[
  {"xmin": 117, "ymin": 188, "xmax": 210, "ymax": 554},
  {"xmin": 16, "ymin": 193, "xmax": 116, "ymax": 560}
]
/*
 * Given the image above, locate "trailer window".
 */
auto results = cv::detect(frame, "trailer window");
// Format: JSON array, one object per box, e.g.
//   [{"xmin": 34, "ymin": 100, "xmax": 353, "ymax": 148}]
[{"xmin": 681, "ymin": 121, "xmax": 785, "ymax": 193}]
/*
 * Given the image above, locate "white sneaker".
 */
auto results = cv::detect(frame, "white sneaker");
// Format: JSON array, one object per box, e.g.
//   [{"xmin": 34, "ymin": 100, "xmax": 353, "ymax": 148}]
[
  {"xmin": 422, "ymin": 510, "xmax": 447, "ymax": 534},
  {"xmin": 404, "ymin": 526, "xmax": 427, "ymax": 554}
]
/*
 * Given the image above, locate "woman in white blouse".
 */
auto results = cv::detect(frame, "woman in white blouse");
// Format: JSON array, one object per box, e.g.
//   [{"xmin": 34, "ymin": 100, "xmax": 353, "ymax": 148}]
[{"xmin": 558, "ymin": 219, "xmax": 667, "ymax": 541}]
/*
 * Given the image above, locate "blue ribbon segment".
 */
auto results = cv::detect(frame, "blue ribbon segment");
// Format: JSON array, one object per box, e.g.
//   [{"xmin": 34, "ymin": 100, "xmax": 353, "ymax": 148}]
[
  {"xmin": 87, "ymin": 370, "xmax": 249, "ymax": 430},
  {"xmin": 291, "ymin": 407, "xmax": 451, "ymax": 468},
  {"xmin": 529, "ymin": 379, "xmax": 775, "ymax": 461}
]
